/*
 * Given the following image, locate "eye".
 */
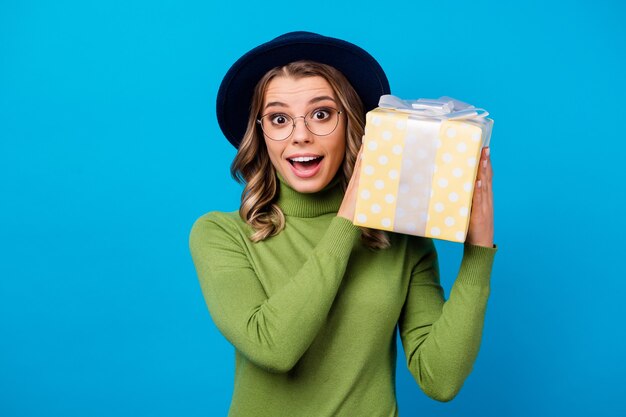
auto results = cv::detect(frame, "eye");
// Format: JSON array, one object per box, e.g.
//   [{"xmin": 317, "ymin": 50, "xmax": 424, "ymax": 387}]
[
  {"xmin": 270, "ymin": 114, "xmax": 290, "ymax": 126},
  {"xmin": 311, "ymin": 108, "xmax": 331, "ymax": 121}
]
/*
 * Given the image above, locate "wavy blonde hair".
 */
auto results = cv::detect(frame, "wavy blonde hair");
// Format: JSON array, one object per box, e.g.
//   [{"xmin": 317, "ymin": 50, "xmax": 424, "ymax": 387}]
[{"xmin": 230, "ymin": 60, "xmax": 390, "ymax": 250}]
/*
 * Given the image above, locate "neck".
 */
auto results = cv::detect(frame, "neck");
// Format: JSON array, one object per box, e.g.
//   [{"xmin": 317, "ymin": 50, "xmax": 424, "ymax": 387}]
[{"xmin": 275, "ymin": 172, "xmax": 344, "ymax": 218}]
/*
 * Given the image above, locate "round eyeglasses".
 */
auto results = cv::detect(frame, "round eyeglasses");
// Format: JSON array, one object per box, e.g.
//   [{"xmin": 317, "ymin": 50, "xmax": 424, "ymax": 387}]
[{"xmin": 256, "ymin": 107, "xmax": 343, "ymax": 141}]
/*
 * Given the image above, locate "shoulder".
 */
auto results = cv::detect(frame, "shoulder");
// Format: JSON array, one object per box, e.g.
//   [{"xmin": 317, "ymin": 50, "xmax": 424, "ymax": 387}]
[
  {"xmin": 189, "ymin": 210, "xmax": 250, "ymax": 248},
  {"xmin": 191, "ymin": 210, "xmax": 241, "ymax": 228}
]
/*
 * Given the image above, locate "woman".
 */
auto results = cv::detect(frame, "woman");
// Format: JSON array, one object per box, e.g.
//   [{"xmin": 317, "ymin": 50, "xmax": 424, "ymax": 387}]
[{"xmin": 190, "ymin": 31, "xmax": 496, "ymax": 417}]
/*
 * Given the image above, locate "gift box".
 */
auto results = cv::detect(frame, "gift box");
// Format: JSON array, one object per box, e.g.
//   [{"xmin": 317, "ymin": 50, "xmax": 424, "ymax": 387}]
[{"xmin": 353, "ymin": 95, "xmax": 493, "ymax": 243}]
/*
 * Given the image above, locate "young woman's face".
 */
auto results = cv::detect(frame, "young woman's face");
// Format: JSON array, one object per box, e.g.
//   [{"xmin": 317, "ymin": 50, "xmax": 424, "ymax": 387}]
[{"xmin": 261, "ymin": 76, "xmax": 346, "ymax": 193}]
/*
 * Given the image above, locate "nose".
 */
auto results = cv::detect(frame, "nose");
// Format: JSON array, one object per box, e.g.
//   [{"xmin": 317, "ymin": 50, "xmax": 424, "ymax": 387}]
[{"xmin": 290, "ymin": 116, "xmax": 313, "ymax": 144}]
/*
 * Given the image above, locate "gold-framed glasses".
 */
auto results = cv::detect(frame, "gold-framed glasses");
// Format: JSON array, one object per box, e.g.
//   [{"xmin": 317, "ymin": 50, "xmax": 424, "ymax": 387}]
[{"xmin": 256, "ymin": 107, "xmax": 343, "ymax": 141}]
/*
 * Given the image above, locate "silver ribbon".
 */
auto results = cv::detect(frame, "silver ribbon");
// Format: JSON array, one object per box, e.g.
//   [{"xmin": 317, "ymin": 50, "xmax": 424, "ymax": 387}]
[{"xmin": 378, "ymin": 94, "xmax": 490, "ymax": 120}]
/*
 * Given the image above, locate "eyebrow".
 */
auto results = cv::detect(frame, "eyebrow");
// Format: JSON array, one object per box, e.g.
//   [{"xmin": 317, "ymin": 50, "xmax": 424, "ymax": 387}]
[{"xmin": 264, "ymin": 95, "xmax": 337, "ymax": 110}]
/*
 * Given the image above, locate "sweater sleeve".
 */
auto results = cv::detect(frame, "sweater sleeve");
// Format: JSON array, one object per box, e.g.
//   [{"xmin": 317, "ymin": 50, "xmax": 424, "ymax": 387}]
[
  {"xmin": 189, "ymin": 213, "xmax": 361, "ymax": 373},
  {"xmin": 398, "ymin": 240, "xmax": 497, "ymax": 402}
]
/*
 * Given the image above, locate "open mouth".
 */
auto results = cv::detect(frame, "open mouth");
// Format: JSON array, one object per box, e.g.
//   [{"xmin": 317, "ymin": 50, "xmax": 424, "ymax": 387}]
[
  {"xmin": 287, "ymin": 155, "xmax": 324, "ymax": 178},
  {"xmin": 288, "ymin": 156, "xmax": 324, "ymax": 171}
]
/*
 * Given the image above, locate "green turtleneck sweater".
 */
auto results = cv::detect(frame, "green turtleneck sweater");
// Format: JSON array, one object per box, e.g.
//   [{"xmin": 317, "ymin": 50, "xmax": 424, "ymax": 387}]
[{"xmin": 189, "ymin": 175, "xmax": 496, "ymax": 417}]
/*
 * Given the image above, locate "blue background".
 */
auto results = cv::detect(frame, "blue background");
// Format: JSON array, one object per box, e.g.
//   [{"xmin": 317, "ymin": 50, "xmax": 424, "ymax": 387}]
[{"xmin": 2, "ymin": 0, "xmax": 625, "ymax": 415}]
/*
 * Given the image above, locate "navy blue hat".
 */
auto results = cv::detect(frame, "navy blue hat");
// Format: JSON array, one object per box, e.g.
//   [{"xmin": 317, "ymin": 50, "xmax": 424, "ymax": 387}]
[{"xmin": 216, "ymin": 31, "xmax": 391, "ymax": 148}]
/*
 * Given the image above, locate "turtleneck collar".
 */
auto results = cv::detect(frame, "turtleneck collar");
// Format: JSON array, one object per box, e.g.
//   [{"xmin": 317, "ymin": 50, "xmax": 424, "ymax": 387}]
[{"xmin": 275, "ymin": 172, "xmax": 344, "ymax": 218}]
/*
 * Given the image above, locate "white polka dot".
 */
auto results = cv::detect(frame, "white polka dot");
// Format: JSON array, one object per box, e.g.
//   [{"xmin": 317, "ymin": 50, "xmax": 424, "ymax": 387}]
[
  {"xmin": 442, "ymin": 153, "xmax": 453, "ymax": 164},
  {"xmin": 438, "ymin": 178, "xmax": 449, "ymax": 188},
  {"xmin": 399, "ymin": 184, "xmax": 410, "ymax": 194},
  {"xmin": 389, "ymin": 169, "xmax": 399, "ymax": 179},
  {"xmin": 407, "ymin": 223, "xmax": 417, "ymax": 232},
  {"xmin": 449, "ymin": 192, "xmax": 459, "ymax": 202},
  {"xmin": 378, "ymin": 155, "xmax": 389, "ymax": 165},
  {"xmin": 371, "ymin": 204, "xmax": 381, "ymax": 213},
  {"xmin": 360, "ymin": 189, "xmax": 371, "ymax": 199},
  {"xmin": 430, "ymin": 227, "xmax": 441, "ymax": 236},
  {"xmin": 375, "ymin": 180, "xmax": 385, "ymax": 189},
  {"xmin": 471, "ymin": 131, "xmax": 481, "ymax": 142},
  {"xmin": 412, "ymin": 172, "xmax": 424, "ymax": 183},
  {"xmin": 382, "ymin": 131, "xmax": 392, "ymax": 141},
  {"xmin": 455, "ymin": 231, "xmax": 465, "ymax": 241},
  {"xmin": 396, "ymin": 120, "xmax": 406, "ymax": 130},
  {"xmin": 456, "ymin": 142, "xmax": 467, "ymax": 153},
  {"xmin": 417, "ymin": 149, "xmax": 427, "ymax": 159},
  {"xmin": 357, "ymin": 213, "xmax": 367, "ymax": 223},
  {"xmin": 392, "ymin": 145, "xmax": 402, "ymax": 155},
  {"xmin": 446, "ymin": 128, "xmax": 457, "ymax": 138},
  {"xmin": 435, "ymin": 138, "xmax": 442, "ymax": 148},
  {"xmin": 445, "ymin": 216, "xmax": 455, "ymax": 227},
  {"xmin": 435, "ymin": 202, "xmax": 445, "ymax": 212},
  {"xmin": 459, "ymin": 206, "xmax": 469, "ymax": 217},
  {"xmin": 420, "ymin": 212, "xmax": 428, "ymax": 222},
  {"xmin": 403, "ymin": 159, "xmax": 414, "ymax": 169},
  {"xmin": 410, "ymin": 197, "xmax": 420, "ymax": 208},
  {"xmin": 463, "ymin": 182, "xmax": 472, "ymax": 192},
  {"xmin": 467, "ymin": 157, "xmax": 476, "ymax": 167},
  {"xmin": 384, "ymin": 194, "xmax": 395, "ymax": 203},
  {"xmin": 368, "ymin": 141, "xmax": 378, "ymax": 151},
  {"xmin": 453, "ymin": 168, "xmax": 463, "ymax": 178},
  {"xmin": 364, "ymin": 165, "xmax": 375, "ymax": 175},
  {"xmin": 381, "ymin": 218, "xmax": 392, "ymax": 227},
  {"xmin": 372, "ymin": 116, "xmax": 381, "ymax": 126},
  {"xmin": 397, "ymin": 207, "xmax": 405, "ymax": 218}
]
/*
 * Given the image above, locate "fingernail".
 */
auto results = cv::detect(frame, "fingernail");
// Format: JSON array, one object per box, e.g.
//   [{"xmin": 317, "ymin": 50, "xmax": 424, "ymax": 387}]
[
  {"xmin": 485, "ymin": 147, "xmax": 490, "ymax": 157},
  {"xmin": 477, "ymin": 180, "xmax": 482, "ymax": 188},
  {"xmin": 482, "ymin": 159, "xmax": 487, "ymax": 168}
]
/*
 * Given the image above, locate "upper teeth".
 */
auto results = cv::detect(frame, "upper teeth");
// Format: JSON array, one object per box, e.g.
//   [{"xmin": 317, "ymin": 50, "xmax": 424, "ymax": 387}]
[{"xmin": 290, "ymin": 156, "xmax": 320, "ymax": 162}]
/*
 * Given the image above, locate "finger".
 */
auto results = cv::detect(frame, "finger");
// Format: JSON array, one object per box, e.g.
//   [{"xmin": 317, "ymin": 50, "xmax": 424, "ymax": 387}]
[
  {"xmin": 473, "ymin": 149, "xmax": 486, "ymax": 209},
  {"xmin": 352, "ymin": 146, "xmax": 364, "ymax": 178},
  {"xmin": 480, "ymin": 147, "xmax": 489, "ymax": 176},
  {"xmin": 485, "ymin": 147, "xmax": 493, "ymax": 180},
  {"xmin": 481, "ymin": 161, "xmax": 490, "ymax": 197},
  {"xmin": 347, "ymin": 145, "xmax": 364, "ymax": 190},
  {"xmin": 355, "ymin": 144, "xmax": 364, "ymax": 166},
  {"xmin": 480, "ymin": 147, "xmax": 492, "ymax": 197},
  {"xmin": 476, "ymin": 147, "xmax": 487, "ymax": 183},
  {"xmin": 483, "ymin": 147, "xmax": 492, "ymax": 184},
  {"xmin": 472, "ymin": 178, "xmax": 483, "ymax": 212},
  {"xmin": 483, "ymin": 148, "xmax": 493, "ymax": 207},
  {"xmin": 487, "ymin": 160, "xmax": 493, "ymax": 210},
  {"xmin": 471, "ymin": 149, "xmax": 485, "ymax": 215}
]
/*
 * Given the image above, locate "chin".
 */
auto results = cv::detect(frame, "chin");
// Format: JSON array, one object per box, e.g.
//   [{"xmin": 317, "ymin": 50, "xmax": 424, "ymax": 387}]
[{"xmin": 285, "ymin": 174, "xmax": 328, "ymax": 194}]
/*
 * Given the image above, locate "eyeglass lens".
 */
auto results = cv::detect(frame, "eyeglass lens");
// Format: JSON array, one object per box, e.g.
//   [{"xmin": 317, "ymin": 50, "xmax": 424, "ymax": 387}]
[{"xmin": 259, "ymin": 108, "xmax": 340, "ymax": 141}]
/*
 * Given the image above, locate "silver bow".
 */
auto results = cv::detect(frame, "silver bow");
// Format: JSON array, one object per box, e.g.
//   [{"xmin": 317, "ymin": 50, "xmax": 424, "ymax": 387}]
[{"xmin": 378, "ymin": 94, "xmax": 489, "ymax": 120}]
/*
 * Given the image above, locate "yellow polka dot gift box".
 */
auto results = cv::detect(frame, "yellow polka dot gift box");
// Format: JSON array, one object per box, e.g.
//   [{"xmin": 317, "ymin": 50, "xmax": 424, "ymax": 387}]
[{"xmin": 353, "ymin": 95, "xmax": 494, "ymax": 243}]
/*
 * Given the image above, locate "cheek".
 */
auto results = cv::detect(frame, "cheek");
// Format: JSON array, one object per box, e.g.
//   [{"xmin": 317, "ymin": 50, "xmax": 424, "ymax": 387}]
[
  {"xmin": 329, "ymin": 134, "xmax": 347, "ymax": 169},
  {"xmin": 264, "ymin": 139, "xmax": 282, "ymax": 166}
]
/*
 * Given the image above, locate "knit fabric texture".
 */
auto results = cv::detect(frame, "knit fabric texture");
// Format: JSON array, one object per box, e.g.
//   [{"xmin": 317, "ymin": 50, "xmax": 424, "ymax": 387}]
[{"xmin": 189, "ymin": 175, "xmax": 496, "ymax": 417}]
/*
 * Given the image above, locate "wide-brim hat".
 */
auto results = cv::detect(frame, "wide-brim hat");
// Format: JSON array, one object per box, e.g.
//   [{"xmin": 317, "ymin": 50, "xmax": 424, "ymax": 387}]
[{"xmin": 216, "ymin": 31, "xmax": 391, "ymax": 148}]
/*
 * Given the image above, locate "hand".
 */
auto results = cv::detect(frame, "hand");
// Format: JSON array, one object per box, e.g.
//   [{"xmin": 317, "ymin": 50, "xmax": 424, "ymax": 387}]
[
  {"xmin": 337, "ymin": 145, "xmax": 363, "ymax": 221},
  {"xmin": 466, "ymin": 147, "xmax": 494, "ymax": 247}
]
